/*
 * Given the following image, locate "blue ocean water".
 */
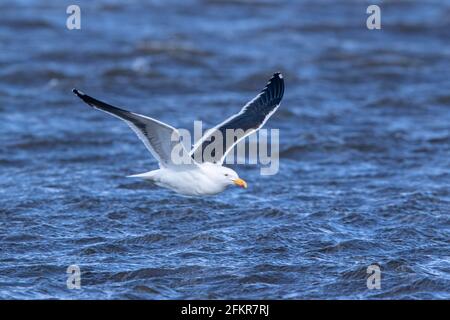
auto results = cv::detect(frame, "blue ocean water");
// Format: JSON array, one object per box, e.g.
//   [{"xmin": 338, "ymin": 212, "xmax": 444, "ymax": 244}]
[{"xmin": 0, "ymin": 0, "xmax": 449, "ymax": 299}]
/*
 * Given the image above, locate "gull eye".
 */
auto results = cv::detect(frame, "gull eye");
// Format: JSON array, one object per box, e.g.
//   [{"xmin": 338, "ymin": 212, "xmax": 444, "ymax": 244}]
[{"xmin": 224, "ymin": 174, "xmax": 229, "ymax": 177}]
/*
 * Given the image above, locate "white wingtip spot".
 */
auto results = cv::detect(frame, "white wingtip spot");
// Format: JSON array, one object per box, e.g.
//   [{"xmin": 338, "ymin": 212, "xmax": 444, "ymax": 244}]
[{"xmin": 73, "ymin": 88, "xmax": 85, "ymax": 96}]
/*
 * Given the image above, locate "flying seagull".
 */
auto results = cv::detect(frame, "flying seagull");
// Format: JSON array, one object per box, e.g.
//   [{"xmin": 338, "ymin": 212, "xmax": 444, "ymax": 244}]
[{"xmin": 72, "ymin": 72, "xmax": 284, "ymax": 196}]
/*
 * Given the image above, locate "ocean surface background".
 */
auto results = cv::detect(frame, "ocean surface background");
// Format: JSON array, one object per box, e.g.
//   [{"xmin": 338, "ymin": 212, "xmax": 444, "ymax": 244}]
[{"xmin": 1, "ymin": 0, "xmax": 449, "ymax": 299}]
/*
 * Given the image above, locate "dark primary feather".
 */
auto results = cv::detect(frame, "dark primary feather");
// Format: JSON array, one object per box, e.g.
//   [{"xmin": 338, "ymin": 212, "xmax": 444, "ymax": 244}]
[{"xmin": 72, "ymin": 89, "xmax": 136, "ymax": 122}]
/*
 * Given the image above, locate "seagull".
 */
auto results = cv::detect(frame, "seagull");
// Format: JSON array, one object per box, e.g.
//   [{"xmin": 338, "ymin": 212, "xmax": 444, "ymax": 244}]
[{"xmin": 72, "ymin": 72, "xmax": 284, "ymax": 196}]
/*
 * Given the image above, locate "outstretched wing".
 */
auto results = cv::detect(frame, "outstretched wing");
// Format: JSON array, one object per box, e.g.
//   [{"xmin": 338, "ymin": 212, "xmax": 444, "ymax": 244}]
[
  {"xmin": 190, "ymin": 72, "xmax": 284, "ymax": 164},
  {"xmin": 73, "ymin": 89, "xmax": 195, "ymax": 168}
]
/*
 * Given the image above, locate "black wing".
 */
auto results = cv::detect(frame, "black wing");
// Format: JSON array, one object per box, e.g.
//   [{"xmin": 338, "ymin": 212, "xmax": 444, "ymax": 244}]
[{"xmin": 190, "ymin": 72, "xmax": 284, "ymax": 164}]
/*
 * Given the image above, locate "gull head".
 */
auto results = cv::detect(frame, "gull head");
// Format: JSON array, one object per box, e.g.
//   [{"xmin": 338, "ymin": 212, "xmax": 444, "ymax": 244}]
[
  {"xmin": 202, "ymin": 164, "xmax": 247, "ymax": 190},
  {"xmin": 217, "ymin": 166, "xmax": 247, "ymax": 189}
]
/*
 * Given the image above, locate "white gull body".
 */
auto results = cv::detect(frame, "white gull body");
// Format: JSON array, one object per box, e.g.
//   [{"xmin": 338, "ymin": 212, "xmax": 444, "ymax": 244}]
[{"xmin": 138, "ymin": 162, "xmax": 240, "ymax": 196}]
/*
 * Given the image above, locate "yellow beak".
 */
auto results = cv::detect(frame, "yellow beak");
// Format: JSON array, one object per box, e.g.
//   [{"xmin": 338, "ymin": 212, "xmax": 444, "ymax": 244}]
[{"xmin": 233, "ymin": 178, "xmax": 247, "ymax": 189}]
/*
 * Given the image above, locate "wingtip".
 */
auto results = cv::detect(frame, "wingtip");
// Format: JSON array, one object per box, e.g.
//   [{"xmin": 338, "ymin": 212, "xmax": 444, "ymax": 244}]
[
  {"xmin": 273, "ymin": 72, "xmax": 283, "ymax": 79},
  {"xmin": 72, "ymin": 88, "xmax": 85, "ymax": 97}
]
